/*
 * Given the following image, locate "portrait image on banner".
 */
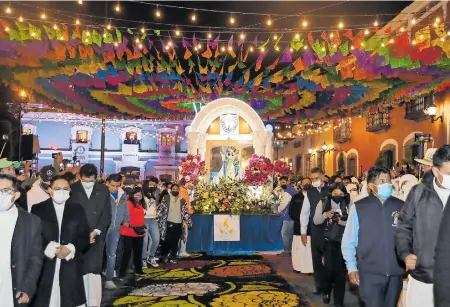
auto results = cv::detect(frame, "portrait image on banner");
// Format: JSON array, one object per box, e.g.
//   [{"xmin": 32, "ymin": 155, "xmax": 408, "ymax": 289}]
[
  {"xmin": 220, "ymin": 114, "xmax": 239, "ymax": 135},
  {"xmin": 72, "ymin": 143, "xmax": 89, "ymax": 163},
  {"xmin": 214, "ymin": 215, "xmax": 240, "ymax": 241}
]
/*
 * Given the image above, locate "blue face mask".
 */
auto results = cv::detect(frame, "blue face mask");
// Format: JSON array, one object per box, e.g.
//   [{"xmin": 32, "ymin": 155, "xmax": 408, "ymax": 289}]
[{"xmin": 377, "ymin": 183, "xmax": 393, "ymax": 199}]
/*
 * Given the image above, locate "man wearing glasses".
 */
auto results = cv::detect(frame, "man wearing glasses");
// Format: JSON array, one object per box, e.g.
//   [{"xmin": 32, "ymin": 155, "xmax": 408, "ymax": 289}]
[{"xmin": 0, "ymin": 174, "xmax": 43, "ymax": 306}]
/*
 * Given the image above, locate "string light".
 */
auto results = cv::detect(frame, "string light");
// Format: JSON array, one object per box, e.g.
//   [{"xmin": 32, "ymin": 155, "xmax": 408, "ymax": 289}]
[
  {"xmin": 240, "ymin": 33, "xmax": 245, "ymax": 40},
  {"xmin": 191, "ymin": 12, "xmax": 196, "ymax": 22},
  {"xmin": 330, "ymin": 33, "xmax": 334, "ymax": 38},
  {"xmin": 374, "ymin": 20, "xmax": 379, "ymax": 27},
  {"xmin": 207, "ymin": 33, "xmax": 212, "ymax": 39},
  {"xmin": 107, "ymin": 24, "xmax": 111, "ymax": 30},
  {"xmin": 302, "ymin": 20, "xmax": 308, "ymax": 27},
  {"xmin": 138, "ymin": 43, "xmax": 143, "ymax": 49},
  {"xmin": 289, "ymin": 47, "xmax": 293, "ymax": 52},
  {"xmin": 228, "ymin": 46, "xmax": 232, "ymax": 51},
  {"xmin": 115, "ymin": 2, "xmax": 120, "ymax": 12},
  {"xmin": 273, "ymin": 34, "xmax": 278, "ymax": 40},
  {"xmin": 360, "ymin": 42, "xmax": 364, "ymax": 46},
  {"xmin": 261, "ymin": 47, "xmax": 265, "ymax": 52},
  {"xmin": 420, "ymin": 34, "xmax": 424, "ymax": 40},
  {"xmin": 440, "ymin": 37, "xmax": 445, "ymax": 42},
  {"xmin": 412, "ymin": 18, "xmax": 416, "ymax": 25},
  {"xmin": 53, "ymin": 24, "xmax": 58, "ymax": 30},
  {"xmin": 295, "ymin": 33, "xmax": 300, "ymax": 39},
  {"xmin": 19, "ymin": 15, "xmax": 23, "ymax": 22},
  {"xmin": 135, "ymin": 38, "xmax": 140, "ymax": 43},
  {"xmin": 41, "ymin": 12, "xmax": 47, "ymax": 19},
  {"xmin": 193, "ymin": 46, "xmax": 198, "ymax": 51},
  {"xmin": 114, "ymin": 42, "xmax": 118, "ymax": 47},
  {"xmin": 433, "ymin": 22, "xmax": 438, "ymax": 28},
  {"xmin": 350, "ymin": 45, "xmax": 354, "ymax": 50},
  {"xmin": 140, "ymin": 27, "xmax": 145, "ymax": 33},
  {"xmin": 381, "ymin": 42, "xmax": 385, "ymax": 47},
  {"xmin": 389, "ymin": 38, "xmax": 394, "ymax": 44},
  {"xmin": 78, "ymin": 0, "xmax": 83, "ymax": 4},
  {"xmin": 333, "ymin": 44, "xmax": 337, "ymax": 48},
  {"xmin": 31, "ymin": 31, "xmax": 36, "ymax": 37},
  {"xmin": 447, "ymin": 31, "xmax": 450, "ymax": 36},
  {"xmin": 6, "ymin": 6, "xmax": 11, "ymax": 14},
  {"xmin": 155, "ymin": 8, "xmax": 161, "ymax": 18},
  {"xmin": 400, "ymin": 27, "xmax": 405, "ymax": 32},
  {"xmin": 167, "ymin": 41, "xmax": 172, "ymax": 47},
  {"xmin": 76, "ymin": 18, "xmax": 80, "ymax": 25},
  {"xmin": 267, "ymin": 17, "xmax": 272, "ymax": 26},
  {"xmin": 412, "ymin": 40, "xmax": 416, "ymax": 45},
  {"xmin": 175, "ymin": 29, "xmax": 180, "ymax": 36},
  {"xmin": 321, "ymin": 47, "xmax": 325, "ymax": 51},
  {"xmin": 221, "ymin": 46, "xmax": 225, "ymax": 52},
  {"xmin": 435, "ymin": 17, "xmax": 440, "ymax": 23},
  {"xmin": 59, "ymin": 36, "xmax": 64, "ymax": 40},
  {"xmin": 275, "ymin": 46, "xmax": 280, "ymax": 51},
  {"xmin": 249, "ymin": 46, "xmax": 254, "ymax": 52},
  {"xmin": 338, "ymin": 22, "xmax": 344, "ymax": 29},
  {"xmin": 197, "ymin": 43, "xmax": 201, "ymax": 49},
  {"xmin": 5, "ymin": 26, "xmax": 9, "ymax": 32},
  {"xmin": 103, "ymin": 33, "xmax": 106, "ymax": 38},
  {"xmin": 85, "ymin": 38, "xmax": 89, "ymax": 43},
  {"xmin": 364, "ymin": 29, "xmax": 369, "ymax": 35},
  {"xmin": 229, "ymin": 16, "xmax": 235, "ymax": 24},
  {"xmin": 303, "ymin": 45, "xmax": 307, "ymax": 50}
]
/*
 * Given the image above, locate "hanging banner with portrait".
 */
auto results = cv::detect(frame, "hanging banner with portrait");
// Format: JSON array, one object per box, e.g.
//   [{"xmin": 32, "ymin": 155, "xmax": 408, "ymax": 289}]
[{"xmin": 214, "ymin": 215, "xmax": 240, "ymax": 241}]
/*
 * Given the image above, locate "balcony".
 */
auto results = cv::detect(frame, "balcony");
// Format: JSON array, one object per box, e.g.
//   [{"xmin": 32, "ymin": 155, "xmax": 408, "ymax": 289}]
[
  {"xmin": 366, "ymin": 110, "xmax": 390, "ymax": 132},
  {"xmin": 333, "ymin": 121, "xmax": 352, "ymax": 143},
  {"xmin": 404, "ymin": 94, "xmax": 433, "ymax": 122}
]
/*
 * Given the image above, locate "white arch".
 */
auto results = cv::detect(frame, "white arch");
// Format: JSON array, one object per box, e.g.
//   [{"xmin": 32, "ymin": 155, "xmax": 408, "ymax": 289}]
[
  {"xmin": 402, "ymin": 131, "xmax": 428, "ymax": 159},
  {"xmin": 187, "ymin": 98, "xmax": 272, "ymax": 160},
  {"xmin": 190, "ymin": 98, "xmax": 266, "ymax": 134},
  {"xmin": 346, "ymin": 148, "xmax": 359, "ymax": 177},
  {"xmin": 380, "ymin": 138, "xmax": 399, "ymax": 163}
]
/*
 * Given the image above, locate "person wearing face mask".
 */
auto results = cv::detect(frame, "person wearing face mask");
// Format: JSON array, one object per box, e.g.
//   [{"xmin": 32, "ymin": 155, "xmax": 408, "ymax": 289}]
[
  {"xmin": 396, "ymin": 145, "xmax": 450, "ymax": 307},
  {"xmin": 289, "ymin": 178, "xmax": 313, "ymax": 273},
  {"xmin": 158, "ymin": 184, "xmax": 192, "ymax": 263},
  {"xmin": 276, "ymin": 176, "xmax": 294, "ymax": 257},
  {"xmin": 30, "ymin": 175, "xmax": 90, "ymax": 307},
  {"xmin": 178, "ymin": 182, "xmax": 194, "ymax": 258},
  {"xmin": 342, "ymin": 167, "xmax": 405, "ymax": 307},
  {"xmin": 141, "ymin": 177, "xmax": 161, "ymax": 268},
  {"xmin": 27, "ymin": 165, "xmax": 56, "ymax": 212},
  {"xmin": 70, "ymin": 164, "xmax": 111, "ymax": 307},
  {"xmin": 300, "ymin": 167, "xmax": 330, "ymax": 295},
  {"xmin": 118, "ymin": 187, "xmax": 146, "ymax": 279},
  {"xmin": 104, "ymin": 174, "xmax": 130, "ymax": 289},
  {"xmin": 0, "ymin": 174, "xmax": 43, "ymax": 307},
  {"xmin": 313, "ymin": 182, "xmax": 351, "ymax": 307}
]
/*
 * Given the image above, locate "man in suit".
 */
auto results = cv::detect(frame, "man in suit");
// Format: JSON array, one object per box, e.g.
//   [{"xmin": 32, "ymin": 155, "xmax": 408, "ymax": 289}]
[
  {"xmin": 70, "ymin": 164, "xmax": 111, "ymax": 307},
  {"xmin": 0, "ymin": 174, "xmax": 43, "ymax": 307},
  {"xmin": 31, "ymin": 174, "xmax": 90, "ymax": 307},
  {"xmin": 300, "ymin": 167, "xmax": 330, "ymax": 295}
]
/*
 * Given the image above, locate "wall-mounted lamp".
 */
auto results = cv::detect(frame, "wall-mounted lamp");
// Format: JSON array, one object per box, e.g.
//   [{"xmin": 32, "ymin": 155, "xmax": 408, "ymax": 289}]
[
  {"xmin": 320, "ymin": 142, "xmax": 335, "ymax": 154},
  {"xmin": 308, "ymin": 148, "xmax": 314, "ymax": 154},
  {"xmin": 427, "ymin": 104, "xmax": 443, "ymax": 123}
]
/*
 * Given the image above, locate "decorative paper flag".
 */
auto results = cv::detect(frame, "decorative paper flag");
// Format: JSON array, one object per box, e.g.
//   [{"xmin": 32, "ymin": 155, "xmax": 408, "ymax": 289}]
[
  {"xmin": 415, "ymin": 25, "xmax": 431, "ymax": 50},
  {"xmin": 343, "ymin": 29, "xmax": 353, "ymax": 40},
  {"xmin": 127, "ymin": 28, "xmax": 133, "ymax": 35},
  {"xmin": 103, "ymin": 31, "xmax": 114, "ymax": 44},
  {"xmin": 228, "ymin": 47, "xmax": 236, "ymax": 58},
  {"xmin": 339, "ymin": 41, "xmax": 349, "ymax": 56},
  {"xmin": 328, "ymin": 42, "xmax": 338, "ymax": 56},
  {"xmin": 330, "ymin": 31, "xmax": 341, "ymax": 45},
  {"xmin": 228, "ymin": 61, "xmax": 238, "ymax": 73},
  {"xmin": 192, "ymin": 33, "xmax": 198, "ymax": 47},
  {"xmin": 269, "ymin": 70, "xmax": 283, "ymax": 83},
  {"xmin": 312, "ymin": 40, "xmax": 326, "ymax": 58},
  {"xmin": 243, "ymin": 47, "xmax": 249, "ymax": 62},
  {"xmin": 214, "ymin": 47, "xmax": 219, "ymax": 58},
  {"xmin": 255, "ymin": 51, "xmax": 267, "ymax": 71},
  {"xmin": 188, "ymin": 58, "xmax": 195, "ymax": 73},
  {"xmin": 92, "ymin": 30, "xmax": 102, "ymax": 46},
  {"xmin": 252, "ymin": 34, "xmax": 259, "ymax": 46},
  {"xmin": 153, "ymin": 29, "xmax": 160, "ymax": 36},
  {"xmin": 244, "ymin": 70, "xmax": 250, "ymax": 84},
  {"xmin": 292, "ymin": 57, "xmax": 305, "ymax": 72},
  {"xmin": 116, "ymin": 28, "xmax": 122, "ymax": 43},
  {"xmin": 202, "ymin": 46, "xmax": 212, "ymax": 59},
  {"xmin": 228, "ymin": 35, "xmax": 234, "ymax": 48},
  {"xmin": 280, "ymin": 48, "xmax": 292, "ymax": 63},
  {"xmin": 182, "ymin": 37, "xmax": 192, "ymax": 48},
  {"xmin": 352, "ymin": 31, "xmax": 364, "ymax": 47},
  {"xmin": 290, "ymin": 36, "xmax": 304, "ymax": 51},
  {"xmin": 253, "ymin": 72, "xmax": 263, "ymax": 86},
  {"xmin": 43, "ymin": 25, "xmax": 55, "ymax": 40},
  {"xmin": 307, "ymin": 32, "xmax": 314, "ymax": 45},
  {"xmin": 274, "ymin": 34, "xmax": 283, "ymax": 48},
  {"xmin": 29, "ymin": 23, "xmax": 42, "ymax": 40},
  {"xmin": 267, "ymin": 57, "xmax": 279, "ymax": 70},
  {"xmin": 210, "ymin": 35, "xmax": 219, "ymax": 49},
  {"xmin": 321, "ymin": 32, "xmax": 329, "ymax": 40},
  {"xmin": 384, "ymin": 27, "xmax": 392, "ymax": 34},
  {"xmin": 259, "ymin": 38, "xmax": 269, "ymax": 49}
]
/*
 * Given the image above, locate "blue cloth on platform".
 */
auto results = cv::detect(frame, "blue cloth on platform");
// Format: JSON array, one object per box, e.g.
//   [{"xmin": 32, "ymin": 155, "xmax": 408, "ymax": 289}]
[{"xmin": 186, "ymin": 215, "xmax": 283, "ymax": 255}]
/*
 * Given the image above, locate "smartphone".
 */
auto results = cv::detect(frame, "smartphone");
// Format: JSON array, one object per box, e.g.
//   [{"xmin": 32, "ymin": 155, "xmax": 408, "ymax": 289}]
[
  {"xmin": 18, "ymin": 167, "xmax": 25, "ymax": 175},
  {"xmin": 52, "ymin": 153, "xmax": 58, "ymax": 159}
]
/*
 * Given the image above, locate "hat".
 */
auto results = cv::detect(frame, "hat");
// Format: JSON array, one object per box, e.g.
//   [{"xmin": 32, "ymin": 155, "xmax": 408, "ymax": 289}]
[
  {"xmin": 40, "ymin": 165, "xmax": 56, "ymax": 182},
  {"xmin": 0, "ymin": 158, "xmax": 13, "ymax": 169},
  {"xmin": 123, "ymin": 178, "xmax": 135, "ymax": 186},
  {"xmin": 414, "ymin": 148, "xmax": 437, "ymax": 166}
]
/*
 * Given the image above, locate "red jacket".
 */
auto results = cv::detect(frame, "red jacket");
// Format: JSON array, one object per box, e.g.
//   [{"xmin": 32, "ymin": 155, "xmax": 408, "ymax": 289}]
[{"xmin": 120, "ymin": 200, "xmax": 145, "ymax": 237}]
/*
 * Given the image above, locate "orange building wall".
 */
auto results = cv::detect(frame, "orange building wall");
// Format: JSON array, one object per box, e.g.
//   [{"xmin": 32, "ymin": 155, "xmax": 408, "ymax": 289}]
[{"xmin": 338, "ymin": 89, "xmax": 449, "ymax": 173}]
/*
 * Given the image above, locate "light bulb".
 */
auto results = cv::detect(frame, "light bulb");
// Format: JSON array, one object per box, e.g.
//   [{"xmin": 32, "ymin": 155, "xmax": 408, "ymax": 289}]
[
  {"xmin": 360, "ymin": 42, "xmax": 364, "ymax": 46},
  {"xmin": 191, "ymin": 14, "xmax": 196, "ymax": 21},
  {"xmin": 41, "ymin": 13, "xmax": 46, "ymax": 19},
  {"xmin": 381, "ymin": 42, "xmax": 385, "ymax": 47},
  {"xmin": 5, "ymin": 27, "xmax": 9, "ymax": 32},
  {"xmin": 436, "ymin": 17, "xmax": 440, "ymax": 23},
  {"xmin": 229, "ymin": 16, "xmax": 235, "ymax": 24},
  {"xmin": 261, "ymin": 47, "xmax": 265, "ymax": 51},
  {"xmin": 85, "ymin": 38, "xmax": 88, "ymax": 43},
  {"xmin": 400, "ymin": 27, "xmax": 405, "ymax": 32},
  {"xmin": 103, "ymin": 33, "xmax": 106, "ymax": 38},
  {"xmin": 321, "ymin": 47, "xmax": 325, "ymax": 51},
  {"xmin": 267, "ymin": 18, "xmax": 272, "ymax": 26},
  {"xmin": 198, "ymin": 44, "xmax": 201, "ymax": 49},
  {"xmin": 31, "ymin": 31, "xmax": 36, "ymax": 37},
  {"xmin": 420, "ymin": 34, "xmax": 424, "ymax": 40},
  {"xmin": 273, "ymin": 35, "xmax": 278, "ymax": 40},
  {"xmin": 447, "ymin": 31, "xmax": 450, "ymax": 36},
  {"xmin": 19, "ymin": 16, "xmax": 23, "ymax": 22},
  {"xmin": 6, "ymin": 7, "xmax": 11, "ymax": 14},
  {"xmin": 221, "ymin": 46, "xmax": 225, "ymax": 52},
  {"xmin": 228, "ymin": 46, "xmax": 232, "ymax": 51},
  {"xmin": 249, "ymin": 46, "xmax": 254, "ymax": 52},
  {"xmin": 59, "ymin": 36, "xmax": 64, "ymax": 40},
  {"xmin": 364, "ymin": 29, "xmax": 369, "ymax": 35},
  {"xmin": 115, "ymin": 3, "xmax": 120, "ymax": 12},
  {"xmin": 76, "ymin": 19, "xmax": 80, "ymax": 25},
  {"xmin": 138, "ymin": 43, "xmax": 143, "ymax": 49},
  {"xmin": 412, "ymin": 18, "xmax": 416, "ymax": 25},
  {"xmin": 440, "ymin": 37, "xmax": 445, "ymax": 42},
  {"xmin": 412, "ymin": 40, "xmax": 416, "ymax": 45},
  {"xmin": 114, "ymin": 42, "xmax": 118, "ymax": 47},
  {"xmin": 304, "ymin": 45, "xmax": 307, "ymax": 49},
  {"xmin": 389, "ymin": 38, "xmax": 394, "ymax": 44},
  {"xmin": 207, "ymin": 33, "xmax": 212, "ymax": 39},
  {"xmin": 338, "ymin": 22, "xmax": 343, "ymax": 29},
  {"xmin": 155, "ymin": 9, "xmax": 161, "ymax": 17},
  {"xmin": 175, "ymin": 30, "xmax": 180, "ymax": 36},
  {"xmin": 141, "ymin": 27, "xmax": 145, "ymax": 33},
  {"xmin": 86, "ymin": 31, "xmax": 91, "ymax": 37},
  {"xmin": 194, "ymin": 46, "xmax": 198, "ymax": 51},
  {"xmin": 295, "ymin": 33, "xmax": 300, "ymax": 39},
  {"xmin": 167, "ymin": 41, "xmax": 172, "ymax": 47},
  {"xmin": 374, "ymin": 20, "xmax": 378, "ymax": 27},
  {"xmin": 53, "ymin": 24, "xmax": 58, "ymax": 30},
  {"xmin": 434, "ymin": 22, "xmax": 438, "ymax": 28},
  {"xmin": 333, "ymin": 44, "xmax": 337, "ymax": 48},
  {"xmin": 135, "ymin": 38, "xmax": 140, "ymax": 43},
  {"xmin": 78, "ymin": 0, "xmax": 83, "ymax": 4},
  {"xmin": 240, "ymin": 33, "xmax": 245, "ymax": 40},
  {"xmin": 107, "ymin": 24, "xmax": 111, "ymax": 30},
  {"xmin": 302, "ymin": 20, "xmax": 308, "ymax": 27},
  {"xmin": 275, "ymin": 46, "xmax": 280, "ymax": 51},
  {"xmin": 289, "ymin": 47, "xmax": 293, "ymax": 52},
  {"xmin": 351, "ymin": 45, "xmax": 354, "ymax": 50},
  {"xmin": 330, "ymin": 33, "xmax": 334, "ymax": 38}
]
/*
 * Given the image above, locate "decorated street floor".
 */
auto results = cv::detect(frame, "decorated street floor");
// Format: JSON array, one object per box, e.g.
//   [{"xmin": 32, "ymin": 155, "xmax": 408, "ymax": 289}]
[{"xmin": 102, "ymin": 254, "xmax": 310, "ymax": 307}]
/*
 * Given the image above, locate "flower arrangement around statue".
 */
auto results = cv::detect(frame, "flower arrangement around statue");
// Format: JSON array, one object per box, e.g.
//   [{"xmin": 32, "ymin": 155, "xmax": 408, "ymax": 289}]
[
  {"xmin": 243, "ymin": 154, "xmax": 274, "ymax": 186},
  {"xmin": 193, "ymin": 178, "xmax": 272, "ymax": 215},
  {"xmin": 178, "ymin": 154, "xmax": 206, "ymax": 186},
  {"xmin": 273, "ymin": 159, "xmax": 290, "ymax": 176}
]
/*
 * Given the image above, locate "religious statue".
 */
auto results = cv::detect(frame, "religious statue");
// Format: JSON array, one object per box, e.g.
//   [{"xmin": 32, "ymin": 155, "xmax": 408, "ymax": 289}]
[{"xmin": 217, "ymin": 146, "xmax": 240, "ymax": 180}]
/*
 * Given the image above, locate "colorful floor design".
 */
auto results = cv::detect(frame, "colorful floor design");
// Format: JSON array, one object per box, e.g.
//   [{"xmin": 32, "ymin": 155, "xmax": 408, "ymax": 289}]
[{"xmin": 102, "ymin": 255, "xmax": 309, "ymax": 307}]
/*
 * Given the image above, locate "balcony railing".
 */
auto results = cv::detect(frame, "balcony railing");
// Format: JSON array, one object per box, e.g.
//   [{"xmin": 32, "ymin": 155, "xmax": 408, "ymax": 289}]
[
  {"xmin": 333, "ymin": 121, "xmax": 352, "ymax": 143},
  {"xmin": 366, "ymin": 110, "xmax": 390, "ymax": 132},
  {"xmin": 404, "ymin": 94, "xmax": 433, "ymax": 121}
]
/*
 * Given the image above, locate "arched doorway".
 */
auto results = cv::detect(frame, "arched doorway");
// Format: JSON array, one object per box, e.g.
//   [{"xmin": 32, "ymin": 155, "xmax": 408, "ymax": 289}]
[
  {"xmin": 403, "ymin": 131, "xmax": 426, "ymax": 165},
  {"xmin": 380, "ymin": 139, "xmax": 399, "ymax": 170},
  {"xmin": 345, "ymin": 149, "xmax": 359, "ymax": 177}
]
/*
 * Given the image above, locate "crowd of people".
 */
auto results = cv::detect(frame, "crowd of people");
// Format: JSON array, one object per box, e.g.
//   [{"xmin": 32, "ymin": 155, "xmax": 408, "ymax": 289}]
[
  {"xmin": 0, "ymin": 159, "xmax": 193, "ymax": 307},
  {"xmin": 0, "ymin": 144, "xmax": 449, "ymax": 307},
  {"xmin": 273, "ymin": 145, "xmax": 450, "ymax": 307}
]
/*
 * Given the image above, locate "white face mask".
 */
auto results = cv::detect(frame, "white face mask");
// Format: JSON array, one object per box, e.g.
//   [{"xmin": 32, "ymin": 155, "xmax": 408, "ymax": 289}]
[
  {"xmin": 82, "ymin": 181, "xmax": 95, "ymax": 190},
  {"xmin": 0, "ymin": 194, "xmax": 13, "ymax": 212},
  {"xmin": 312, "ymin": 180, "xmax": 322, "ymax": 188},
  {"xmin": 53, "ymin": 190, "xmax": 70, "ymax": 205},
  {"xmin": 437, "ymin": 168, "xmax": 450, "ymax": 190}
]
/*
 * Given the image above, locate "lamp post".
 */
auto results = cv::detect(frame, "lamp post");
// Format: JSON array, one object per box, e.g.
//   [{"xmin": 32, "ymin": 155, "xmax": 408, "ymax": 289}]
[
  {"xmin": 18, "ymin": 90, "xmax": 28, "ymax": 161},
  {"xmin": 273, "ymin": 140, "xmax": 283, "ymax": 160}
]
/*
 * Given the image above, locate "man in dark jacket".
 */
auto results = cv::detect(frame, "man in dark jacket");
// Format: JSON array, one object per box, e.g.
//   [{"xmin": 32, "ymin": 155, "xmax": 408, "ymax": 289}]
[
  {"xmin": 0, "ymin": 174, "xmax": 43, "ymax": 306},
  {"xmin": 431, "ymin": 145, "xmax": 450, "ymax": 307},
  {"xmin": 70, "ymin": 164, "xmax": 111, "ymax": 307},
  {"xmin": 31, "ymin": 174, "xmax": 90, "ymax": 307},
  {"xmin": 397, "ymin": 145, "xmax": 450, "ymax": 307},
  {"xmin": 342, "ymin": 167, "xmax": 405, "ymax": 307}
]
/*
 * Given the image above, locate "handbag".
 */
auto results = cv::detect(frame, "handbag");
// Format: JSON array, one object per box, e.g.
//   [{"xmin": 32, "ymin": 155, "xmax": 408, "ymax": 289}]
[
  {"xmin": 132, "ymin": 226, "xmax": 146, "ymax": 235},
  {"xmin": 324, "ymin": 218, "xmax": 345, "ymax": 242}
]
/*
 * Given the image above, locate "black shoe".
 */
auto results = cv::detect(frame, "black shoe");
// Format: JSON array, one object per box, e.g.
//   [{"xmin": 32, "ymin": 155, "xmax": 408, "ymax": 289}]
[
  {"xmin": 322, "ymin": 294, "xmax": 331, "ymax": 304},
  {"xmin": 162, "ymin": 257, "xmax": 169, "ymax": 263},
  {"xmin": 312, "ymin": 289, "xmax": 323, "ymax": 295}
]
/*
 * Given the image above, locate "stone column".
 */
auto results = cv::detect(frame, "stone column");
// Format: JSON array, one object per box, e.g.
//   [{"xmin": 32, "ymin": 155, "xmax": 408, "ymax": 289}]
[
  {"xmin": 265, "ymin": 131, "xmax": 274, "ymax": 160},
  {"xmin": 186, "ymin": 132, "xmax": 200, "ymax": 155},
  {"xmin": 197, "ymin": 133, "xmax": 208, "ymax": 159}
]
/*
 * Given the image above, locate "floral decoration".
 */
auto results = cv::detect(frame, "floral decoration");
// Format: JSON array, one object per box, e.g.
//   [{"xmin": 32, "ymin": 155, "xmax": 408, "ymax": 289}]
[
  {"xmin": 130, "ymin": 283, "xmax": 220, "ymax": 297},
  {"xmin": 243, "ymin": 154, "xmax": 274, "ymax": 186},
  {"xmin": 210, "ymin": 291, "xmax": 299, "ymax": 307},
  {"xmin": 178, "ymin": 154, "xmax": 206, "ymax": 186},
  {"xmin": 273, "ymin": 159, "xmax": 291, "ymax": 176}
]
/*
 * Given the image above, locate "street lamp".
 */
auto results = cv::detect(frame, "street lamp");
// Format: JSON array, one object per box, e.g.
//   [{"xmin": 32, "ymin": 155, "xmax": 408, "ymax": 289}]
[
  {"xmin": 273, "ymin": 140, "xmax": 283, "ymax": 160},
  {"xmin": 427, "ymin": 104, "xmax": 443, "ymax": 123}
]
